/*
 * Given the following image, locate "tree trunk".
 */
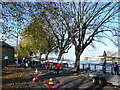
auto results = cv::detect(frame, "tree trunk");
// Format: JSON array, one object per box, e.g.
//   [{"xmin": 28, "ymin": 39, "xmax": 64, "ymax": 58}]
[
  {"xmin": 45, "ymin": 52, "xmax": 49, "ymax": 60},
  {"xmin": 57, "ymin": 52, "xmax": 63, "ymax": 60},
  {"xmin": 39, "ymin": 53, "xmax": 42, "ymax": 60},
  {"xmin": 75, "ymin": 47, "xmax": 81, "ymax": 72},
  {"xmin": 75, "ymin": 53, "xmax": 81, "ymax": 72}
]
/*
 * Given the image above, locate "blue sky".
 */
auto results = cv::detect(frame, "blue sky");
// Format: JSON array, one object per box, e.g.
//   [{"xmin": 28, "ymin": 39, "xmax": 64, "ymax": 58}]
[
  {"xmin": 2, "ymin": 2, "xmax": 119, "ymax": 61},
  {"xmin": 43, "ymin": 35, "xmax": 118, "ymax": 60},
  {"xmin": 3, "ymin": 33, "xmax": 118, "ymax": 61},
  {"xmin": 48, "ymin": 41, "xmax": 118, "ymax": 61}
]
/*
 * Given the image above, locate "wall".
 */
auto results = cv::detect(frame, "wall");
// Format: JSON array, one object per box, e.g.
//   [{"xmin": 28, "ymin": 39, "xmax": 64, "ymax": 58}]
[{"xmin": 2, "ymin": 46, "xmax": 14, "ymax": 68}]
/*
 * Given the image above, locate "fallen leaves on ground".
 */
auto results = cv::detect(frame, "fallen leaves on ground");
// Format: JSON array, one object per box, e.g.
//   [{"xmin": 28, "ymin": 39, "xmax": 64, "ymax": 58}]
[
  {"xmin": 2, "ymin": 64, "xmax": 39, "ymax": 88},
  {"xmin": 2, "ymin": 82, "xmax": 39, "ymax": 88},
  {"xmin": 2, "ymin": 72, "xmax": 28, "ymax": 79}
]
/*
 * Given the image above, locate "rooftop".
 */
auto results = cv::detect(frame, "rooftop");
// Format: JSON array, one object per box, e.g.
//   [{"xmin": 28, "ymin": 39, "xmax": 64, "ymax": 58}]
[{"xmin": 0, "ymin": 41, "xmax": 13, "ymax": 48}]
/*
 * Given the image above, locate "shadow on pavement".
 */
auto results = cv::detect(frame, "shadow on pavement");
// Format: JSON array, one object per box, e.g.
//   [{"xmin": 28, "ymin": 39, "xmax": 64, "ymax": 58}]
[{"xmin": 84, "ymin": 84, "xmax": 104, "ymax": 90}]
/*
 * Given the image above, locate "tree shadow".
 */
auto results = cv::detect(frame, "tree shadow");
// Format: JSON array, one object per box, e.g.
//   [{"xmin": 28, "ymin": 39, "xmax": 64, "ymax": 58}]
[
  {"xmin": 37, "ymin": 71, "xmax": 71, "ymax": 81},
  {"xmin": 60, "ymin": 77, "xmax": 86, "ymax": 88},
  {"xmin": 84, "ymin": 84, "xmax": 104, "ymax": 90},
  {"xmin": 73, "ymin": 78, "xmax": 91, "ymax": 88}
]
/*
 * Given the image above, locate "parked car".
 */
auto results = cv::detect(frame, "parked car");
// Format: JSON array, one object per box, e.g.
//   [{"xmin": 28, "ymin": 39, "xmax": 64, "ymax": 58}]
[
  {"xmin": 88, "ymin": 71, "xmax": 120, "ymax": 86},
  {"xmin": 31, "ymin": 57, "xmax": 39, "ymax": 62}
]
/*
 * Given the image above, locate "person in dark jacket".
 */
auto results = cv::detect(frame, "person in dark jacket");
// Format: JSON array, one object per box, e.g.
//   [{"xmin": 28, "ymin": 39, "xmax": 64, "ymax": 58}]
[
  {"xmin": 102, "ymin": 60, "xmax": 106, "ymax": 73},
  {"xmin": 114, "ymin": 62, "xmax": 119, "ymax": 75},
  {"xmin": 54, "ymin": 62, "xmax": 61, "ymax": 74}
]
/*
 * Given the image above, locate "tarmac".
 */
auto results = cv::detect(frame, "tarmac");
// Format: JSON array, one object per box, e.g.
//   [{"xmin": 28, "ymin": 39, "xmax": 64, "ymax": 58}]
[
  {"xmin": 25, "ymin": 66, "xmax": 120, "ymax": 89},
  {"xmin": 2, "ymin": 64, "xmax": 120, "ymax": 90}
]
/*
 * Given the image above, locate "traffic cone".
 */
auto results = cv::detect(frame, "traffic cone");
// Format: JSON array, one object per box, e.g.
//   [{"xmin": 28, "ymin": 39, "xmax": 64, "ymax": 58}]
[
  {"xmin": 48, "ymin": 78, "xmax": 54, "ymax": 86},
  {"xmin": 35, "ymin": 69, "xmax": 38, "ymax": 74}
]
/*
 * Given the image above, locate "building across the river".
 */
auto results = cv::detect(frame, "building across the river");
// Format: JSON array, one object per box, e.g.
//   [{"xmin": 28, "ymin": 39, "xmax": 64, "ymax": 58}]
[{"xmin": 82, "ymin": 56, "xmax": 120, "ymax": 63}]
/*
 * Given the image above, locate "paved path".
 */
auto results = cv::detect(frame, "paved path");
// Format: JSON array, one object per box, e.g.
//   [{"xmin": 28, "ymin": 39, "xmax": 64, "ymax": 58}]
[
  {"xmin": 2, "ymin": 64, "xmax": 119, "ymax": 89},
  {"xmin": 25, "ymin": 67, "xmax": 120, "ymax": 90}
]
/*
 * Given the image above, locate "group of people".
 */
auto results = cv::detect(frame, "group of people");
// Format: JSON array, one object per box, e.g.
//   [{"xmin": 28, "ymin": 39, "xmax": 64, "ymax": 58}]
[
  {"xmin": 102, "ymin": 62, "xmax": 119, "ymax": 75},
  {"xmin": 114, "ymin": 62, "xmax": 119, "ymax": 75},
  {"xmin": 45, "ymin": 61, "xmax": 61, "ymax": 74},
  {"xmin": 21, "ymin": 58, "xmax": 62, "ymax": 74},
  {"xmin": 22, "ymin": 57, "xmax": 39, "ymax": 68},
  {"xmin": 3, "ymin": 55, "xmax": 119, "ymax": 75}
]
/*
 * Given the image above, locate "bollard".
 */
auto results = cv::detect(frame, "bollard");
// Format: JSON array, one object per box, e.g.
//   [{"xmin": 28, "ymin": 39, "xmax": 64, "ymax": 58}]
[
  {"xmin": 88, "ymin": 64, "xmax": 90, "ymax": 69},
  {"xmin": 95, "ymin": 65, "xmax": 96, "ymax": 71},
  {"xmin": 83, "ymin": 64, "xmax": 84, "ymax": 70},
  {"xmin": 111, "ymin": 64, "xmax": 113, "ymax": 74}
]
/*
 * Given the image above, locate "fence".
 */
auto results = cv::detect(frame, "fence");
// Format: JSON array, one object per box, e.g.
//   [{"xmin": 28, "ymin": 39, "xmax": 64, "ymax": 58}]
[{"xmin": 66, "ymin": 63, "xmax": 120, "ymax": 74}]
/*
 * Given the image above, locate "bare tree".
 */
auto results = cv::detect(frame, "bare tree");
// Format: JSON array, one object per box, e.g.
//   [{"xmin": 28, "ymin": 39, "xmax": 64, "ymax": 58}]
[
  {"xmin": 40, "ymin": 3, "xmax": 72, "ymax": 60},
  {"xmin": 2, "ymin": 2, "xmax": 72, "ymax": 60},
  {"xmin": 45, "ymin": 2, "xmax": 119, "ymax": 71},
  {"xmin": 2, "ymin": 2, "xmax": 119, "ymax": 69}
]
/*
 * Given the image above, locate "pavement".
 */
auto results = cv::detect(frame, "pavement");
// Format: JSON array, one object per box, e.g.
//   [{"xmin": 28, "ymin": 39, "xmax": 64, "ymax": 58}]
[
  {"xmin": 2, "ymin": 64, "xmax": 120, "ymax": 90},
  {"xmin": 25, "ymin": 66, "xmax": 120, "ymax": 90}
]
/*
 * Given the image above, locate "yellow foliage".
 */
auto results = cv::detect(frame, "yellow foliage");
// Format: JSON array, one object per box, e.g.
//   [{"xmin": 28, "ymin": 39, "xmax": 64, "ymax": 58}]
[
  {"xmin": 41, "ymin": 7, "xmax": 45, "ymax": 9},
  {"xmin": 66, "ymin": 2, "xmax": 69, "ymax": 5},
  {"xmin": 14, "ymin": 54, "xmax": 18, "ymax": 58},
  {"xmin": 57, "ymin": 14, "xmax": 60, "ymax": 16},
  {"xmin": 55, "ymin": 8, "xmax": 59, "ymax": 11},
  {"xmin": 4, "ymin": 4, "xmax": 8, "ymax": 7}
]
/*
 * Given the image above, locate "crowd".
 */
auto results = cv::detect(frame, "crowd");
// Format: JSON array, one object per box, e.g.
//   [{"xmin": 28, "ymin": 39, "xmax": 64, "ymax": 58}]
[
  {"xmin": 45, "ymin": 61, "xmax": 61, "ymax": 74},
  {"xmin": 19, "ymin": 57, "xmax": 62, "ymax": 74},
  {"xmin": 21, "ymin": 57, "xmax": 39, "ymax": 68},
  {"xmin": 3, "ymin": 55, "xmax": 119, "ymax": 75}
]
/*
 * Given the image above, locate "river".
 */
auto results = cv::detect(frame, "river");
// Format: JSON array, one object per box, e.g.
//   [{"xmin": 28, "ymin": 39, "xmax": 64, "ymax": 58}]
[{"xmin": 67, "ymin": 61, "xmax": 120, "ymax": 73}]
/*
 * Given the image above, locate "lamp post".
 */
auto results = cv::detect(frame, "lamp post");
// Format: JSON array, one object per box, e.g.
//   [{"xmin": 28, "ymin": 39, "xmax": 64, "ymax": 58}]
[
  {"xmin": 15, "ymin": 32, "xmax": 19, "ymax": 66},
  {"xmin": 114, "ymin": 31, "xmax": 120, "ymax": 63},
  {"xmin": 16, "ymin": 32, "xmax": 19, "ymax": 55},
  {"xmin": 118, "ymin": 35, "xmax": 120, "ymax": 62},
  {"xmin": 117, "ymin": 35, "xmax": 120, "ymax": 63}
]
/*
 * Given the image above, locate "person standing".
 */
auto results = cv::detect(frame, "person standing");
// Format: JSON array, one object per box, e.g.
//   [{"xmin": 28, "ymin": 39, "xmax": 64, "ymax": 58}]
[
  {"xmin": 114, "ymin": 62, "xmax": 119, "ymax": 75},
  {"xmin": 54, "ymin": 62, "xmax": 61, "ymax": 74},
  {"xmin": 45, "ymin": 61, "xmax": 50, "ymax": 71},
  {"xmin": 4, "ymin": 56, "xmax": 9, "ymax": 66},
  {"xmin": 102, "ymin": 51, "xmax": 107, "ymax": 73},
  {"xmin": 24, "ymin": 57, "xmax": 28, "ymax": 68},
  {"xmin": 102, "ymin": 60, "xmax": 106, "ymax": 73},
  {"xmin": 14, "ymin": 54, "xmax": 19, "ymax": 66},
  {"xmin": 15, "ymin": 57, "xmax": 19, "ymax": 66},
  {"xmin": 22, "ymin": 58, "xmax": 24, "ymax": 63}
]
